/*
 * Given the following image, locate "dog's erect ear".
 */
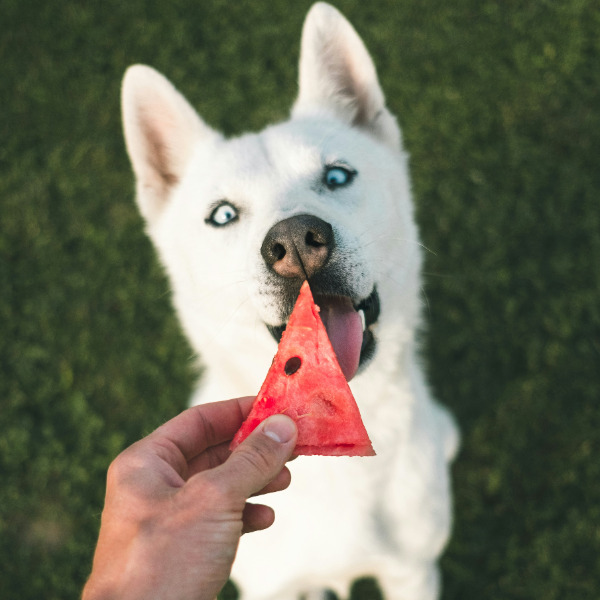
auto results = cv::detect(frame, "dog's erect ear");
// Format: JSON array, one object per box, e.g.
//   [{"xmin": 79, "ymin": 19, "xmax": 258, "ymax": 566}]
[
  {"xmin": 292, "ymin": 3, "xmax": 400, "ymax": 150},
  {"xmin": 121, "ymin": 65, "xmax": 219, "ymax": 224}
]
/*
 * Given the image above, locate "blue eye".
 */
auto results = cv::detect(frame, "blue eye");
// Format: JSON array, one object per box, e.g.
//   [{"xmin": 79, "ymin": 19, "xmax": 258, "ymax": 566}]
[
  {"xmin": 206, "ymin": 202, "xmax": 239, "ymax": 227},
  {"xmin": 324, "ymin": 165, "xmax": 355, "ymax": 189}
]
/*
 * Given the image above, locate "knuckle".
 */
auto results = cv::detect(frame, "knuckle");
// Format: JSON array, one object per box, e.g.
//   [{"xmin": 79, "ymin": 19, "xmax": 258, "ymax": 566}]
[
  {"xmin": 106, "ymin": 452, "xmax": 130, "ymax": 486},
  {"xmin": 105, "ymin": 444, "xmax": 145, "ymax": 488}
]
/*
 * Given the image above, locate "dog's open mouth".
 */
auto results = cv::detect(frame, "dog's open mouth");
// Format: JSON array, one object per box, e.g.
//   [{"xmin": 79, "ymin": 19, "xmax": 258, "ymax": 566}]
[{"xmin": 266, "ymin": 287, "xmax": 380, "ymax": 382}]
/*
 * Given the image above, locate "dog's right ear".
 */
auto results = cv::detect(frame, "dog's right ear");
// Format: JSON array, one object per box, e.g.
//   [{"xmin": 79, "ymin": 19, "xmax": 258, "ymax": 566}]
[{"xmin": 121, "ymin": 65, "xmax": 219, "ymax": 225}]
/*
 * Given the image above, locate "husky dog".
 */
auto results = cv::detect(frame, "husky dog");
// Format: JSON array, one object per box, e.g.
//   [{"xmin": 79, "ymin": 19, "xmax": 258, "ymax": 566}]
[{"xmin": 121, "ymin": 3, "xmax": 458, "ymax": 599}]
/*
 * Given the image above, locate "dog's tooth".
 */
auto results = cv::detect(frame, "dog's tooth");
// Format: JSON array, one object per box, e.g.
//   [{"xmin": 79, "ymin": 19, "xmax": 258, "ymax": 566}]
[{"xmin": 358, "ymin": 309, "xmax": 366, "ymax": 332}]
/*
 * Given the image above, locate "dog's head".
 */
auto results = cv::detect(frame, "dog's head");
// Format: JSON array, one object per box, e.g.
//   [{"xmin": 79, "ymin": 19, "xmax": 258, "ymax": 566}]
[{"xmin": 122, "ymin": 3, "xmax": 422, "ymax": 382}]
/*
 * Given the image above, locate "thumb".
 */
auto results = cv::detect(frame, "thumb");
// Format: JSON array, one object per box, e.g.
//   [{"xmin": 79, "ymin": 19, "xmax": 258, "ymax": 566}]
[{"xmin": 218, "ymin": 414, "xmax": 297, "ymax": 500}]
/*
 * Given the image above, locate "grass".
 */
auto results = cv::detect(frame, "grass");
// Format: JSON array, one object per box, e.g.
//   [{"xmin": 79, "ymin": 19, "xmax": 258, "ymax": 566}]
[{"xmin": 1, "ymin": 0, "xmax": 599, "ymax": 598}]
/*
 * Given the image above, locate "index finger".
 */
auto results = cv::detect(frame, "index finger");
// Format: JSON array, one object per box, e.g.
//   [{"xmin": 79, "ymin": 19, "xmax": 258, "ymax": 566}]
[{"xmin": 149, "ymin": 396, "xmax": 255, "ymax": 462}]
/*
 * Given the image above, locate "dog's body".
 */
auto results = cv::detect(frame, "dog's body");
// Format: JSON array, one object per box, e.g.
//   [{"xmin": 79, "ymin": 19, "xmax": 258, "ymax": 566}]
[{"xmin": 121, "ymin": 3, "xmax": 458, "ymax": 599}]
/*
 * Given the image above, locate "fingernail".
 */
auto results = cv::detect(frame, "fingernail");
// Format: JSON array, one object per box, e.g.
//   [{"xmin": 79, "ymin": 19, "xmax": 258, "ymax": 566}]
[{"xmin": 262, "ymin": 414, "xmax": 296, "ymax": 444}]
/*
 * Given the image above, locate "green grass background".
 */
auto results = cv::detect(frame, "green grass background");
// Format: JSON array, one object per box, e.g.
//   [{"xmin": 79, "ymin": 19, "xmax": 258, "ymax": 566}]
[{"xmin": 2, "ymin": 0, "xmax": 599, "ymax": 598}]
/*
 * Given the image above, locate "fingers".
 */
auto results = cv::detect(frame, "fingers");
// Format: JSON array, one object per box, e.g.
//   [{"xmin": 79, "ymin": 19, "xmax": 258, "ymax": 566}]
[
  {"xmin": 241, "ymin": 502, "xmax": 275, "ymax": 534},
  {"xmin": 251, "ymin": 465, "xmax": 292, "ymax": 497},
  {"xmin": 200, "ymin": 414, "xmax": 297, "ymax": 501},
  {"xmin": 148, "ymin": 397, "xmax": 256, "ymax": 464},
  {"xmin": 186, "ymin": 441, "xmax": 233, "ymax": 475},
  {"xmin": 188, "ymin": 443, "xmax": 292, "ymax": 497}
]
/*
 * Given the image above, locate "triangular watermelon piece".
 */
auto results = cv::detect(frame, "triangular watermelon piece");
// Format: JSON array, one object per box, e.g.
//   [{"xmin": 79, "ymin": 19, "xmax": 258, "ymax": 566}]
[{"xmin": 230, "ymin": 281, "xmax": 375, "ymax": 456}]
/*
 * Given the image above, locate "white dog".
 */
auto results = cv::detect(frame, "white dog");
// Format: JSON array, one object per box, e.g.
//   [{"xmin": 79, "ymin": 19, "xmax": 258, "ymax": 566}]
[{"xmin": 121, "ymin": 3, "xmax": 459, "ymax": 599}]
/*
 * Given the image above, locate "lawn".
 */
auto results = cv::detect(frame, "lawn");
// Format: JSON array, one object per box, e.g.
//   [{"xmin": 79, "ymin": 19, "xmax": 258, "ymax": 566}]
[{"xmin": 1, "ymin": 0, "xmax": 599, "ymax": 598}]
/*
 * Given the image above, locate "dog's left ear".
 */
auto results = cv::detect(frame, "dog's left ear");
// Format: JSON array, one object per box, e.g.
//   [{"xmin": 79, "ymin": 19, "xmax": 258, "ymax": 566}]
[{"xmin": 292, "ymin": 3, "xmax": 400, "ymax": 150}]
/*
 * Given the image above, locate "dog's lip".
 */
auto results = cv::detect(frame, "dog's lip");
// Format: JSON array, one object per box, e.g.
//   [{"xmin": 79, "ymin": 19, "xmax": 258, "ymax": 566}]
[
  {"xmin": 265, "ymin": 287, "xmax": 380, "ymax": 377},
  {"xmin": 353, "ymin": 287, "xmax": 380, "ymax": 331}
]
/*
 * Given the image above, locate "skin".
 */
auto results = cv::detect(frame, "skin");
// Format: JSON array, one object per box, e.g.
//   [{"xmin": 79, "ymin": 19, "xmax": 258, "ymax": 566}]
[{"xmin": 82, "ymin": 397, "xmax": 298, "ymax": 600}]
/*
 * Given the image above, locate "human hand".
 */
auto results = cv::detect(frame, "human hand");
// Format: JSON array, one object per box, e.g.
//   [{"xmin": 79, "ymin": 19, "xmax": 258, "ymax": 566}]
[{"xmin": 82, "ymin": 397, "xmax": 297, "ymax": 600}]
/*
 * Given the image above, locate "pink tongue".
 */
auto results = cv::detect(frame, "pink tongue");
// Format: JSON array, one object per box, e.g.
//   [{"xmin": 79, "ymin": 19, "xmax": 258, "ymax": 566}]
[{"xmin": 318, "ymin": 297, "xmax": 363, "ymax": 381}]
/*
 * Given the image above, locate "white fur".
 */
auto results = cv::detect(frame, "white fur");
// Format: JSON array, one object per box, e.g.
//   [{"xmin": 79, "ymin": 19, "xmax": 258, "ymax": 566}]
[{"xmin": 121, "ymin": 3, "xmax": 459, "ymax": 599}]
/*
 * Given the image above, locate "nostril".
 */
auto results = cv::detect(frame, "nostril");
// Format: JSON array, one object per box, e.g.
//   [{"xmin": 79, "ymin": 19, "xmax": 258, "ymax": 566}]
[
  {"xmin": 273, "ymin": 243, "xmax": 286, "ymax": 260},
  {"xmin": 305, "ymin": 230, "xmax": 325, "ymax": 247}
]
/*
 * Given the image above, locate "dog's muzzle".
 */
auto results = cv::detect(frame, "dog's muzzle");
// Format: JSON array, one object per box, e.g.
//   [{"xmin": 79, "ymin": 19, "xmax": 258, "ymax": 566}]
[{"xmin": 262, "ymin": 214, "xmax": 380, "ymax": 380}]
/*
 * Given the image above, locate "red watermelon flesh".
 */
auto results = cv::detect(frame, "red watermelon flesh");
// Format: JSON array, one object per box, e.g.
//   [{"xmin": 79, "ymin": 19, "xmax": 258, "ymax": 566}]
[{"xmin": 230, "ymin": 281, "xmax": 375, "ymax": 456}]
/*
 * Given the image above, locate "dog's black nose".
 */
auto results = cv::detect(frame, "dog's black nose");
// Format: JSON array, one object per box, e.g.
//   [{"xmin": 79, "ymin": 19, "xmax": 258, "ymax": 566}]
[{"xmin": 261, "ymin": 215, "xmax": 334, "ymax": 279}]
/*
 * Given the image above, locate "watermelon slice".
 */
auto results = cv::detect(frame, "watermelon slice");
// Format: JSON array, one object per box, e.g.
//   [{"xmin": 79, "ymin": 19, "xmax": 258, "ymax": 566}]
[{"xmin": 230, "ymin": 281, "xmax": 375, "ymax": 456}]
